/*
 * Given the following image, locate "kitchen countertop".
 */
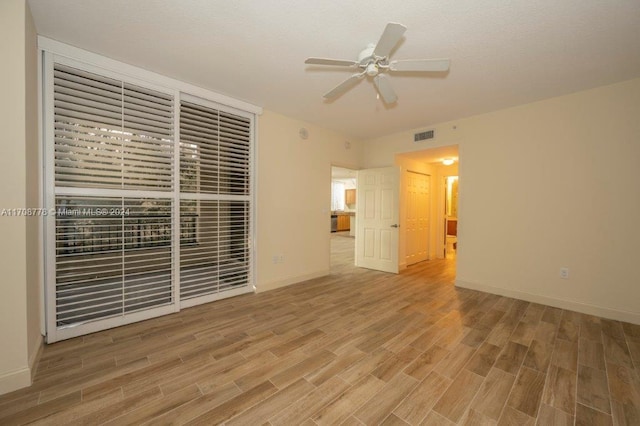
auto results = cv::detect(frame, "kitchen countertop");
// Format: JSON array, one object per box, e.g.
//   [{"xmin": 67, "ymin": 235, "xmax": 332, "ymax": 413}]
[{"xmin": 331, "ymin": 211, "xmax": 355, "ymax": 216}]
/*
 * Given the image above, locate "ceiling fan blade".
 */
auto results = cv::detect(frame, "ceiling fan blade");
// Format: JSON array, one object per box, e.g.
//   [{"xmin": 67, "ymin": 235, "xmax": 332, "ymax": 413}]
[
  {"xmin": 373, "ymin": 23, "xmax": 407, "ymax": 58},
  {"xmin": 373, "ymin": 74, "xmax": 398, "ymax": 104},
  {"xmin": 305, "ymin": 58, "xmax": 359, "ymax": 67},
  {"xmin": 389, "ymin": 58, "xmax": 450, "ymax": 72},
  {"xmin": 323, "ymin": 74, "xmax": 363, "ymax": 100}
]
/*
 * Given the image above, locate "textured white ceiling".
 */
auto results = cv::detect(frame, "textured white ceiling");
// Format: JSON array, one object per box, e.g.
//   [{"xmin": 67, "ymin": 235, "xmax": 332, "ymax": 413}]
[{"xmin": 28, "ymin": 0, "xmax": 640, "ymax": 140}]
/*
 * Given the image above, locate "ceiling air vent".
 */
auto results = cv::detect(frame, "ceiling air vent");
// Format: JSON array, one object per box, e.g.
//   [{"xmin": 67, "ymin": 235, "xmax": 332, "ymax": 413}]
[{"xmin": 414, "ymin": 129, "xmax": 435, "ymax": 142}]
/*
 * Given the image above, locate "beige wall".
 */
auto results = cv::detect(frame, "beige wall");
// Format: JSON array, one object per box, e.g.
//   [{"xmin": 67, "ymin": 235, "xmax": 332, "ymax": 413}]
[
  {"xmin": 364, "ymin": 78, "xmax": 640, "ymax": 324},
  {"xmin": 24, "ymin": 1, "xmax": 42, "ymax": 377},
  {"xmin": 256, "ymin": 110, "xmax": 361, "ymax": 292},
  {"xmin": 0, "ymin": 0, "xmax": 41, "ymax": 395}
]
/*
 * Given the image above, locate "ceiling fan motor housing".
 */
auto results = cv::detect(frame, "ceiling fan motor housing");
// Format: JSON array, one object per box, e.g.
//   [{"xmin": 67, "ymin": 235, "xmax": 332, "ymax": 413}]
[
  {"xmin": 365, "ymin": 63, "xmax": 378, "ymax": 76},
  {"xmin": 358, "ymin": 44, "xmax": 377, "ymax": 64},
  {"xmin": 359, "ymin": 44, "xmax": 387, "ymax": 76}
]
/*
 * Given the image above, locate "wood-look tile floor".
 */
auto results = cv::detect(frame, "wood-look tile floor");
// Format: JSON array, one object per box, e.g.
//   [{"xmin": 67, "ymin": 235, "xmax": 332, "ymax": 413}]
[{"xmin": 1, "ymin": 234, "xmax": 639, "ymax": 425}]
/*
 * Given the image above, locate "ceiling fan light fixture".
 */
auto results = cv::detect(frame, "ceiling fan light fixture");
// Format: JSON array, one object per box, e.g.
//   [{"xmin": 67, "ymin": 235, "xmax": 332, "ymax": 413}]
[
  {"xmin": 442, "ymin": 158, "xmax": 455, "ymax": 166},
  {"xmin": 305, "ymin": 23, "xmax": 450, "ymax": 104}
]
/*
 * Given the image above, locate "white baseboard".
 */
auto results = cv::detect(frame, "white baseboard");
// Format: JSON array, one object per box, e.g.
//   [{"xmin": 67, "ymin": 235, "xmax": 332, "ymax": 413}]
[
  {"xmin": 257, "ymin": 269, "xmax": 330, "ymax": 293},
  {"xmin": 0, "ymin": 366, "xmax": 32, "ymax": 396},
  {"xmin": 29, "ymin": 335, "xmax": 44, "ymax": 381},
  {"xmin": 0, "ymin": 335, "xmax": 43, "ymax": 396},
  {"xmin": 456, "ymin": 279, "xmax": 640, "ymax": 325}
]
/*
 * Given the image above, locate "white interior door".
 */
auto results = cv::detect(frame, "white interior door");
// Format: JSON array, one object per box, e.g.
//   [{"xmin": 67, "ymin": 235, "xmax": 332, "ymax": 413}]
[
  {"xmin": 356, "ymin": 167, "xmax": 400, "ymax": 273},
  {"xmin": 406, "ymin": 171, "xmax": 430, "ymax": 266}
]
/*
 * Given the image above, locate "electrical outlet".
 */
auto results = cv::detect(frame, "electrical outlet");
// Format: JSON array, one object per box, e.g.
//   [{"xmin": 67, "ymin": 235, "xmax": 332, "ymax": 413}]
[{"xmin": 559, "ymin": 267, "xmax": 569, "ymax": 279}]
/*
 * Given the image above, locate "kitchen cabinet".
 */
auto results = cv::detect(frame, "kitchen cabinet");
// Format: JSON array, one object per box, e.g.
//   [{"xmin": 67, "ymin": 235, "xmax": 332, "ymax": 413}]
[
  {"xmin": 345, "ymin": 189, "xmax": 356, "ymax": 205},
  {"xmin": 337, "ymin": 214, "xmax": 350, "ymax": 231}
]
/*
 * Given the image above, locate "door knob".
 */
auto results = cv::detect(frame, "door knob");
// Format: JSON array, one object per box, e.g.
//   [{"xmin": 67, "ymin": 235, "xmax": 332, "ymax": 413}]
[{"xmin": 390, "ymin": 224, "xmax": 399, "ymax": 228}]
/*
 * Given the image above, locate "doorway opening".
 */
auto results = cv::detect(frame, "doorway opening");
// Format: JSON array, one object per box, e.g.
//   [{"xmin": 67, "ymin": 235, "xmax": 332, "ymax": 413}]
[
  {"xmin": 444, "ymin": 175, "xmax": 459, "ymax": 259},
  {"xmin": 330, "ymin": 166, "xmax": 357, "ymax": 270},
  {"xmin": 395, "ymin": 145, "xmax": 459, "ymax": 271}
]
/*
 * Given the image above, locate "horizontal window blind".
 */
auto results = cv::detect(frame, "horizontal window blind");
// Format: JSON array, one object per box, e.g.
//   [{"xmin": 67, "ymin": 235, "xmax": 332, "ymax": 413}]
[
  {"xmin": 52, "ymin": 63, "xmax": 175, "ymax": 331},
  {"xmin": 45, "ymin": 57, "xmax": 253, "ymax": 342},
  {"xmin": 179, "ymin": 100, "xmax": 251, "ymax": 300},
  {"xmin": 180, "ymin": 200, "xmax": 250, "ymax": 299},
  {"xmin": 54, "ymin": 64, "xmax": 174, "ymax": 190},
  {"xmin": 180, "ymin": 101, "xmax": 250, "ymax": 195},
  {"xmin": 55, "ymin": 196, "xmax": 173, "ymax": 326}
]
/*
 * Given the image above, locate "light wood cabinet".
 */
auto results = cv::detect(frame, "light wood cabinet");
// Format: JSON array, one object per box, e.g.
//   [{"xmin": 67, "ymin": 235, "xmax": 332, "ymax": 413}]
[
  {"xmin": 345, "ymin": 189, "xmax": 356, "ymax": 205},
  {"xmin": 337, "ymin": 215, "xmax": 350, "ymax": 231}
]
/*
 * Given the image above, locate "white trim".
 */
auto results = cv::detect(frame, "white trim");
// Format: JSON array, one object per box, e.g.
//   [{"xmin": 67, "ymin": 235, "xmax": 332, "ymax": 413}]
[
  {"xmin": 180, "ymin": 286, "xmax": 253, "ymax": 309},
  {"xmin": 38, "ymin": 37, "xmax": 263, "ymax": 115},
  {"xmin": 251, "ymin": 118, "xmax": 259, "ymax": 292},
  {"xmin": 38, "ymin": 47, "xmax": 46, "ymax": 337},
  {"xmin": 181, "ymin": 92, "xmax": 255, "ymax": 121},
  {"xmin": 172, "ymin": 90, "xmax": 181, "ymax": 312},
  {"xmin": 256, "ymin": 269, "xmax": 331, "ymax": 293},
  {"xmin": 50, "ymin": 305, "xmax": 176, "ymax": 342},
  {"xmin": 0, "ymin": 367, "xmax": 32, "ymax": 396},
  {"xmin": 179, "ymin": 193, "xmax": 251, "ymax": 202},
  {"xmin": 54, "ymin": 187, "xmax": 174, "ymax": 198},
  {"xmin": 455, "ymin": 279, "xmax": 640, "ymax": 325},
  {"xmin": 42, "ymin": 51, "xmax": 58, "ymax": 343}
]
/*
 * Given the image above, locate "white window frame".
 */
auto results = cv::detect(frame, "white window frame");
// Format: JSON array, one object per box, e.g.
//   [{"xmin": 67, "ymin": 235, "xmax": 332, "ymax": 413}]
[{"xmin": 39, "ymin": 37, "xmax": 260, "ymax": 342}]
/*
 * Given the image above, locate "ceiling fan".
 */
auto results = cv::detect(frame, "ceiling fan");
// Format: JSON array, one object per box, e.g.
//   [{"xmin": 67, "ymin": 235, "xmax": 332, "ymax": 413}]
[{"xmin": 305, "ymin": 23, "xmax": 450, "ymax": 104}]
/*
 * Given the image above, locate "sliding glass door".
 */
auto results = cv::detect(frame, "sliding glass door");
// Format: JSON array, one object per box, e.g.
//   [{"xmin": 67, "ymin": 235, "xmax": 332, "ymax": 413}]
[
  {"xmin": 179, "ymin": 99, "xmax": 252, "ymax": 306},
  {"xmin": 43, "ymin": 55, "xmax": 254, "ymax": 342}
]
